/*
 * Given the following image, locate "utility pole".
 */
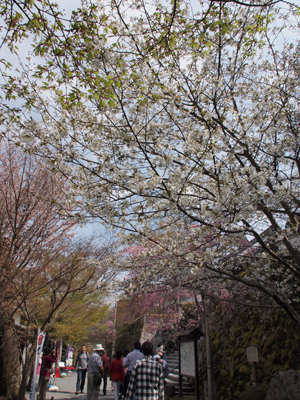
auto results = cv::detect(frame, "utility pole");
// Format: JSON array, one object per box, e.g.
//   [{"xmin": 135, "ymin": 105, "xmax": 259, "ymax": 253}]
[
  {"xmin": 111, "ymin": 302, "xmax": 117, "ymax": 358},
  {"xmin": 203, "ymin": 294, "xmax": 213, "ymax": 400}
]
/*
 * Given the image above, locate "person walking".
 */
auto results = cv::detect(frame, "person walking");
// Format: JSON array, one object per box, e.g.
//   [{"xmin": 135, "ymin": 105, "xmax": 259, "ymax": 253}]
[
  {"xmin": 119, "ymin": 349, "xmax": 129, "ymax": 397},
  {"xmin": 122, "ymin": 342, "xmax": 143, "ymax": 398},
  {"xmin": 109, "ymin": 350, "xmax": 125, "ymax": 400},
  {"xmin": 101, "ymin": 350, "xmax": 110, "ymax": 395},
  {"xmin": 75, "ymin": 344, "xmax": 90, "ymax": 394},
  {"xmin": 126, "ymin": 341, "xmax": 164, "ymax": 400},
  {"xmin": 156, "ymin": 355, "xmax": 169, "ymax": 382},
  {"xmin": 156, "ymin": 344, "xmax": 166, "ymax": 360},
  {"xmin": 38, "ymin": 349, "xmax": 57, "ymax": 400},
  {"xmin": 87, "ymin": 344, "xmax": 104, "ymax": 400}
]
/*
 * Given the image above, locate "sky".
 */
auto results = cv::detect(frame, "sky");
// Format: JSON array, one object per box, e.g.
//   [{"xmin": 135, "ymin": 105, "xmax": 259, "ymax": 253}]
[{"xmin": 0, "ymin": 0, "xmax": 109, "ymax": 238}]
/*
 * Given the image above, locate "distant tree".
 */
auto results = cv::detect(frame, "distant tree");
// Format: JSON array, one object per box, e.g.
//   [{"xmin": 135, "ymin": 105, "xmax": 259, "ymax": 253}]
[
  {"xmin": 113, "ymin": 300, "xmax": 143, "ymax": 352},
  {"xmin": 50, "ymin": 289, "xmax": 109, "ymax": 349}
]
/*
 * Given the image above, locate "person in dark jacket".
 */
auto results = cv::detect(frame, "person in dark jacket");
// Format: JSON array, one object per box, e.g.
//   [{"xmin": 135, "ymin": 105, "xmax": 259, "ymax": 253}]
[
  {"xmin": 122, "ymin": 342, "xmax": 143, "ymax": 398},
  {"xmin": 39, "ymin": 349, "xmax": 57, "ymax": 400},
  {"xmin": 109, "ymin": 350, "xmax": 125, "ymax": 400},
  {"xmin": 101, "ymin": 350, "xmax": 110, "ymax": 395}
]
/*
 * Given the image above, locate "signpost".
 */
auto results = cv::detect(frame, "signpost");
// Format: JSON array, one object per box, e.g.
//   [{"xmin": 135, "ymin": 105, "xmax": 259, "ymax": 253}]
[{"xmin": 246, "ymin": 345, "xmax": 259, "ymax": 385}]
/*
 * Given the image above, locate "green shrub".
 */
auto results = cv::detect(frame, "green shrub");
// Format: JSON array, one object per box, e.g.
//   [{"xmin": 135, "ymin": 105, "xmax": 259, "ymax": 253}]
[{"xmin": 237, "ymin": 384, "xmax": 268, "ymax": 400}]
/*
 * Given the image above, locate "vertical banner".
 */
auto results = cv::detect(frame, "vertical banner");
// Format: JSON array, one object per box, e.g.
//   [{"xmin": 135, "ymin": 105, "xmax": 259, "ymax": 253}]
[
  {"xmin": 55, "ymin": 341, "xmax": 60, "ymax": 378},
  {"xmin": 66, "ymin": 345, "xmax": 75, "ymax": 367},
  {"xmin": 29, "ymin": 330, "xmax": 46, "ymax": 400}
]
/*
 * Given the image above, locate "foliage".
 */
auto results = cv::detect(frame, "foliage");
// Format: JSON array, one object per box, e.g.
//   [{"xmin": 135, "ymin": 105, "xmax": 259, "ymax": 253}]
[
  {"xmin": 114, "ymin": 319, "xmax": 143, "ymax": 354},
  {"xmin": 111, "ymin": 300, "xmax": 144, "ymax": 354},
  {"xmin": 0, "ymin": 0, "xmax": 103, "ymax": 122},
  {"xmin": 237, "ymin": 384, "xmax": 268, "ymax": 400},
  {"xmin": 199, "ymin": 298, "xmax": 300, "ymax": 400},
  {"xmin": 49, "ymin": 291, "xmax": 109, "ymax": 348},
  {"xmin": 84, "ymin": 320, "xmax": 112, "ymax": 354}
]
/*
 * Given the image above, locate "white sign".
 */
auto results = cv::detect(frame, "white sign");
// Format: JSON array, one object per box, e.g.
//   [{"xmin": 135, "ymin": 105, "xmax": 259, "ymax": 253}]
[
  {"xmin": 29, "ymin": 330, "xmax": 46, "ymax": 400},
  {"xmin": 246, "ymin": 346, "xmax": 259, "ymax": 363},
  {"xmin": 180, "ymin": 341, "xmax": 195, "ymax": 377},
  {"xmin": 66, "ymin": 345, "xmax": 75, "ymax": 366}
]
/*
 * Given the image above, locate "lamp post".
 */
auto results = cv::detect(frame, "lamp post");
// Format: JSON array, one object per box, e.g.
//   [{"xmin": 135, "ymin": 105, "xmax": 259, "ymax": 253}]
[
  {"xmin": 111, "ymin": 302, "xmax": 117, "ymax": 358},
  {"xmin": 203, "ymin": 294, "xmax": 213, "ymax": 400}
]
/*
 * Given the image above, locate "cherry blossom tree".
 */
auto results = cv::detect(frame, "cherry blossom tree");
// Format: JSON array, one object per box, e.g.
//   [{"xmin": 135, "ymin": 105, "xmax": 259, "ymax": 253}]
[
  {"xmin": 119, "ymin": 245, "xmax": 204, "ymax": 331},
  {"xmin": 8, "ymin": 1, "xmax": 300, "ymax": 323},
  {"xmin": 0, "ymin": 139, "xmax": 117, "ymax": 400},
  {"xmin": 0, "ymin": 137, "xmax": 75, "ymax": 306}
]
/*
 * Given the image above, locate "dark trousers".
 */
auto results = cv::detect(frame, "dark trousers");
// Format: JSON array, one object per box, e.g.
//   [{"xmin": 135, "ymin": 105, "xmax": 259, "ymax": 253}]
[
  {"xmin": 102, "ymin": 367, "xmax": 108, "ymax": 394},
  {"xmin": 122, "ymin": 371, "xmax": 131, "ymax": 397},
  {"xmin": 76, "ymin": 368, "xmax": 87, "ymax": 392}
]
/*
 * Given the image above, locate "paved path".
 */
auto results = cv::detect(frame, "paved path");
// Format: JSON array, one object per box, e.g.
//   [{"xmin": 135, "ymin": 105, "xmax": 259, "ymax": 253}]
[{"xmin": 43, "ymin": 371, "xmax": 115, "ymax": 400}]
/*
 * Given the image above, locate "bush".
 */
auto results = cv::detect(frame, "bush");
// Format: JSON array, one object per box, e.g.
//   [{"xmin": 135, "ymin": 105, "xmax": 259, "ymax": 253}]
[{"xmin": 237, "ymin": 384, "xmax": 268, "ymax": 400}]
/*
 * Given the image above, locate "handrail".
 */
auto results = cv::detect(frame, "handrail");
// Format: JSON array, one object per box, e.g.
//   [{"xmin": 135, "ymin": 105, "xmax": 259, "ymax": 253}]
[{"xmin": 168, "ymin": 364, "xmax": 179, "ymax": 375}]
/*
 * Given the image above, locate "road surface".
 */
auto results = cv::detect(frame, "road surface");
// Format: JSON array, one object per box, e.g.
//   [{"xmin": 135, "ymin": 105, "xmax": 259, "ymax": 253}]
[{"xmin": 40, "ymin": 371, "xmax": 115, "ymax": 400}]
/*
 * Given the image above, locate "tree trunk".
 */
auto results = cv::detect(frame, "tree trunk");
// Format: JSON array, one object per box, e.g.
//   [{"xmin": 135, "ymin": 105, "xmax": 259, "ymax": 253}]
[
  {"xmin": 18, "ymin": 335, "xmax": 37, "ymax": 400},
  {"xmin": 0, "ymin": 322, "xmax": 21, "ymax": 399},
  {"xmin": 26, "ymin": 355, "xmax": 36, "ymax": 391}
]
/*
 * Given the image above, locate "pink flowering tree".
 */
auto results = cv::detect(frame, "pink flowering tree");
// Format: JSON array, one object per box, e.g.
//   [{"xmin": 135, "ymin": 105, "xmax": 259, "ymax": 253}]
[{"xmin": 117, "ymin": 225, "xmax": 293, "ymax": 330}]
